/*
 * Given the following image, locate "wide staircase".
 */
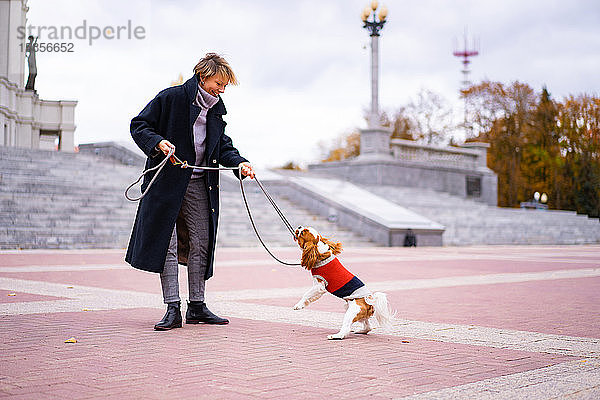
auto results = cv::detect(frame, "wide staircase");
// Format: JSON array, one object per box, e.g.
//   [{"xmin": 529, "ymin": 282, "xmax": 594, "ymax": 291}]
[
  {"xmin": 361, "ymin": 184, "xmax": 600, "ymax": 245},
  {"xmin": 218, "ymin": 175, "xmax": 375, "ymax": 247},
  {"xmin": 3, "ymin": 146, "xmax": 597, "ymax": 249},
  {"xmin": 0, "ymin": 146, "xmax": 374, "ymax": 249},
  {"xmin": 0, "ymin": 147, "xmax": 140, "ymax": 249}
]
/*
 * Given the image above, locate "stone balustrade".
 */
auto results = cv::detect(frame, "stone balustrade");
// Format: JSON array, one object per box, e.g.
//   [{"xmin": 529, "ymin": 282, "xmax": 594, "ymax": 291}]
[{"xmin": 390, "ymin": 138, "xmax": 486, "ymax": 170}]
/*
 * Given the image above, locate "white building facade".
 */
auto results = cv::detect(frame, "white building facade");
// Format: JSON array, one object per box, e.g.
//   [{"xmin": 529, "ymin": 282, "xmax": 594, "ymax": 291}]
[{"xmin": 0, "ymin": 0, "xmax": 76, "ymax": 152}]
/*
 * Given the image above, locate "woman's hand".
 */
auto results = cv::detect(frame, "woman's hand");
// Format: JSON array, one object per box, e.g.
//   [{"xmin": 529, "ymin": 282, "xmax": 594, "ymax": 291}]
[
  {"xmin": 157, "ymin": 140, "xmax": 175, "ymax": 156},
  {"xmin": 238, "ymin": 162, "xmax": 255, "ymax": 179}
]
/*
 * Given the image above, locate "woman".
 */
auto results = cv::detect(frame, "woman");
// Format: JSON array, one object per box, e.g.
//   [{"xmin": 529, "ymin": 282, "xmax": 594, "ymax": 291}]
[{"xmin": 126, "ymin": 53, "xmax": 255, "ymax": 330}]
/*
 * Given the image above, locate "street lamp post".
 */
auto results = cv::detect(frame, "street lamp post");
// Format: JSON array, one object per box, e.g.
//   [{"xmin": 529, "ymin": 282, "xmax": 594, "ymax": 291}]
[
  {"xmin": 362, "ymin": 1, "xmax": 388, "ymax": 127},
  {"xmin": 358, "ymin": 2, "xmax": 392, "ymax": 159}
]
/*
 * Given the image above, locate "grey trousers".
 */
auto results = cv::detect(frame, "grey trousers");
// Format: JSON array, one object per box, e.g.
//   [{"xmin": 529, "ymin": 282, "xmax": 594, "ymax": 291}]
[{"xmin": 160, "ymin": 178, "xmax": 210, "ymax": 304}]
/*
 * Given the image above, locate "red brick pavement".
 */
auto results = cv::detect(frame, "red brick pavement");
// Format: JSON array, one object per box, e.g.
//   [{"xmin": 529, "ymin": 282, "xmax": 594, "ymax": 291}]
[
  {"xmin": 0, "ymin": 269, "xmax": 161, "ymax": 294},
  {"xmin": 2, "ymin": 250, "xmax": 595, "ymax": 293},
  {"xmin": 0, "ymin": 245, "xmax": 598, "ymax": 399},
  {"xmin": 0, "ymin": 309, "xmax": 573, "ymax": 399},
  {"xmin": 244, "ymin": 277, "xmax": 600, "ymax": 338},
  {"xmin": 0, "ymin": 251, "xmax": 126, "ymax": 267}
]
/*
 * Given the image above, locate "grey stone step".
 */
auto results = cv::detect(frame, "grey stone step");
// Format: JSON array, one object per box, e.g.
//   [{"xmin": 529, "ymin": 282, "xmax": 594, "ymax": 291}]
[
  {"xmin": 362, "ymin": 184, "xmax": 600, "ymax": 245},
  {"xmin": 0, "ymin": 216, "xmax": 134, "ymax": 229},
  {"xmin": 0, "ymin": 146, "xmax": 376, "ymax": 249},
  {"xmin": 219, "ymin": 190, "xmax": 376, "ymax": 247},
  {"xmin": 0, "ymin": 233, "xmax": 131, "ymax": 249}
]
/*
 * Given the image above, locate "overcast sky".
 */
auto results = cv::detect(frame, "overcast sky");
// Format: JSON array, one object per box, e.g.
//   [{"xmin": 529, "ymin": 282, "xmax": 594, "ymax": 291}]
[{"xmin": 26, "ymin": 0, "xmax": 600, "ymax": 168}]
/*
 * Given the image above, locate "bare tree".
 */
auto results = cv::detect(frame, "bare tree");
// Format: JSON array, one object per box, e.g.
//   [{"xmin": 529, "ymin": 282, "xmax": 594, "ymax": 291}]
[{"xmin": 407, "ymin": 89, "xmax": 454, "ymax": 145}]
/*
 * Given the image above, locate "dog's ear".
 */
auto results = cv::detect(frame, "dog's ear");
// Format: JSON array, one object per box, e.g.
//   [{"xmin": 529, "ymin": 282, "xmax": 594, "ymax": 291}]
[
  {"xmin": 304, "ymin": 227, "xmax": 320, "ymax": 244},
  {"xmin": 322, "ymin": 237, "xmax": 343, "ymax": 255},
  {"xmin": 301, "ymin": 241, "xmax": 319, "ymax": 270}
]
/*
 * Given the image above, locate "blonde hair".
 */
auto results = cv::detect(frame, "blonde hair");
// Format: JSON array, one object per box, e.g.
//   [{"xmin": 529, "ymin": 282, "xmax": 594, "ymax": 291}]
[{"xmin": 193, "ymin": 53, "xmax": 239, "ymax": 85}]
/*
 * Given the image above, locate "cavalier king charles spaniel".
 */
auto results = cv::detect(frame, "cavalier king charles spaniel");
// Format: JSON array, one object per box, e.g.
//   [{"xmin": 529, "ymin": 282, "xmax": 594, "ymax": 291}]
[{"xmin": 292, "ymin": 226, "xmax": 395, "ymax": 340}]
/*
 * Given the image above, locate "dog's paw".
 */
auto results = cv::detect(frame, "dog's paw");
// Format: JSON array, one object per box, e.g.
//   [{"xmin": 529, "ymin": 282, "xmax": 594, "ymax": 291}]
[
  {"xmin": 352, "ymin": 329, "xmax": 371, "ymax": 335},
  {"xmin": 293, "ymin": 303, "xmax": 305, "ymax": 310},
  {"xmin": 327, "ymin": 334, "xmax": 344, "ymax": 340}
]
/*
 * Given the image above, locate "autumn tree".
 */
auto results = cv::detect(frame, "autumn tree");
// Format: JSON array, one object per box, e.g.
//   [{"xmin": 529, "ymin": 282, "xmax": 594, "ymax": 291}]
[
  {"xmin": 380, "ymin": 89, "xmax": 455, "ymax": 144},
  {"xmin": 521, "ymin": 87, "xmax": 562, "ymax": 208},
  {"xmin": 556, "ymin": 94, "xmax": 600, "ymax": 217},
  {"xmin": 463, "ymin": 81, "xmax": 538, "ymax": 206},
  {"xmin": 316, "ymin": 79, "xmax": 599, "ymax": 217},
  {"xmin": 465, "ymin": 81, "xmax": 600, "ymax": 216},
  {"xmin": 320, "ymin": 131, "xmax": 360, "ymax": 162},
  {"xmin": 381, "ymin": 107, "xmax": 414, "ymax": 140},
  {"xmin": 407, "ymin": 89, "xmax": 454, "ymax": 145},
  {"xmin": 319, "ymin": 89, "xmax": 455, "ymax": 164}
]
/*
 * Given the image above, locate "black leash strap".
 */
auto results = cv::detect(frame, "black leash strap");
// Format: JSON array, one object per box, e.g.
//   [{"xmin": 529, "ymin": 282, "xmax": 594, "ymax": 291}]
[
  {"xmin": 254, "ymin": 177, "xmax": 296, "ymax": 236},
  {"xmin": 239, "ymin": 176, "xmax": 301, "ymax": 266},
  {"xmin": 125, "ymin": 149, "xmax": 301, "ymax": 267}
]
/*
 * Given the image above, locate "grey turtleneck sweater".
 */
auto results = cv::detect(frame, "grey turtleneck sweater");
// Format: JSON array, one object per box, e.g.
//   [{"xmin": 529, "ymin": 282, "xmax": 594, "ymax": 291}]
[{"xmin": 191, "ymin": 85, "xmax": 220, "ymax": 178}]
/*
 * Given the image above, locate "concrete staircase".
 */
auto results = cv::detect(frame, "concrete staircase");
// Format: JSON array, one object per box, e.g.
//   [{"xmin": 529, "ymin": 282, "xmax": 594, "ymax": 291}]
[
  {"xmin": 361, "ymin": 184, "xmax": 600, "ymax": 245},
  {"xmin": 218, "ymin": 174, "xmax": 377, "ymax": 247},
  {"xmin": 0, "ymin": 146, "xmax": 375, "ymax": 249},
  {"xmin": 0, "ymin": 146, "xmax": 140, "ymax": 249},
  {"xmin": 3, "ymin": 145, "xmax": 596, "ymax": 249}
]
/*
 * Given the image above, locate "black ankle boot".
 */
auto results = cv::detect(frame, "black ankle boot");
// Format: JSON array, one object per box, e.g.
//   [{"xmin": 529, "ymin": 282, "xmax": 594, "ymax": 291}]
[
  {"xmin": 154, "ymin": 302, "xmax": 182, "ymax": 331},
  {"xmin": 186, "ymin": 301, "xmax": 229, "ymax": 325}
]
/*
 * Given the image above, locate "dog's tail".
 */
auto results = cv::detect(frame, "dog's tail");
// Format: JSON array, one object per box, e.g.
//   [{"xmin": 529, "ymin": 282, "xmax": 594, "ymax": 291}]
[{"xmin": 372, "ymin": 292, "xmax": 396, "ymax": 330}]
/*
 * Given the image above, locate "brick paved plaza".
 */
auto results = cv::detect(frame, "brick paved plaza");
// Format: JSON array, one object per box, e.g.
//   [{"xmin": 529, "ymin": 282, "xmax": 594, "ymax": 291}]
[{"xmin": 1, "ymin": 245, "xmax": 599, "ymax": 399}]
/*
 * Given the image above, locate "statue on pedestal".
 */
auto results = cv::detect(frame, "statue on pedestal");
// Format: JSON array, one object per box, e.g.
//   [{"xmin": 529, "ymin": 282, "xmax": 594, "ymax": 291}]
[{"xmin": 25, "ymin": 36, "xmax": 38, "ymax": 91}]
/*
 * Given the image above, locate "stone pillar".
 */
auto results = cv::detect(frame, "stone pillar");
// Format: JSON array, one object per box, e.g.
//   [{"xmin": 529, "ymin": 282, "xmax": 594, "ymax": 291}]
[
  {"xmin": 58, "ymin": 100, "xmax": 77, "ymax": 152},
  {"xmin": 15, "ymin": 89, "xmax": 34, "ymax": 148},
  {"xmin": 0, "ymin": 0, "xmax": 28, "ymax": 87},
  {"xmin": 369, "ymin": 34, "xmax": 379, "ymax": 127},
  {"xmin": 358, "ymin": 125, "xmax": 393, "ymax": 159},
  {"xmin": 460, "ymin": 142, "xmax": 490, "ymax": 168}
]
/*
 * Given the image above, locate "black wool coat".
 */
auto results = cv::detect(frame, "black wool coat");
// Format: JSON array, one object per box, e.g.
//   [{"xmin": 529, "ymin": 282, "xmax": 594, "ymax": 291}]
[{"xmin": 125, "ymin": 75, "xmax": 248, "ymax": 277}]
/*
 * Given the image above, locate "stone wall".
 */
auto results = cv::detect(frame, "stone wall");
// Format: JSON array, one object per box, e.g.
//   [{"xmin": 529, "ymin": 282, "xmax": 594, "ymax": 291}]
[
  {"xmin": 257, "ymin": 173, "xmax": 445, "ymax": 247},
  {"xmin": 309, "ymin": 140, "xmax": 498, "ymax": 206}
]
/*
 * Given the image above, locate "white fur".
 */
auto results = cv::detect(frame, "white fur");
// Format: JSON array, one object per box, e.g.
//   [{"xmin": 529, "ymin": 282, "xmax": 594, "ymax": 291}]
[
  {"xmin": 316, "ymin": 240, "xmax": 329, "ymax": 253},
  {"xmin": 371, "ymin": 292, "xmax": 395, "ymax": 330},
  {"xmin": 293, "ymin": 278, "xmax": 327, "ymax": 310},
  {"xmin": 328, "ymin": 300, "xmax": 361, "ymax": 340},
  {"xmin": 352, "ymin": 318, "xmax": 371, "ymax": 335}
]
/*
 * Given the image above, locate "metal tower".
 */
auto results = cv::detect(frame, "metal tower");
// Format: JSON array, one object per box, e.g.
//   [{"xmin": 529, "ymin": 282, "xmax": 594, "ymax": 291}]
[{"xmin": 453, "ymin": 29, "xmax": 479, "ymax": 136}]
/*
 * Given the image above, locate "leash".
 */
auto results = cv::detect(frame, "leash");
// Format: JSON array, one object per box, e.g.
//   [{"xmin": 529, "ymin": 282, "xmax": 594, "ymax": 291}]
[
  {"xmin": 125, "ymin": 147, "xmax": 301, "ymax": 266},
  {"xmin": 238, "ymin": 173, "xmax": 300, "ymax": 266}
]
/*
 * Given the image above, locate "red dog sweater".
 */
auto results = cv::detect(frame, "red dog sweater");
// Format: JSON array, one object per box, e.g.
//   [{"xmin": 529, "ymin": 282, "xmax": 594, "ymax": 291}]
[{"xmin": 311, "ymin": 256, "xmax": 366, "ymax": 299}]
